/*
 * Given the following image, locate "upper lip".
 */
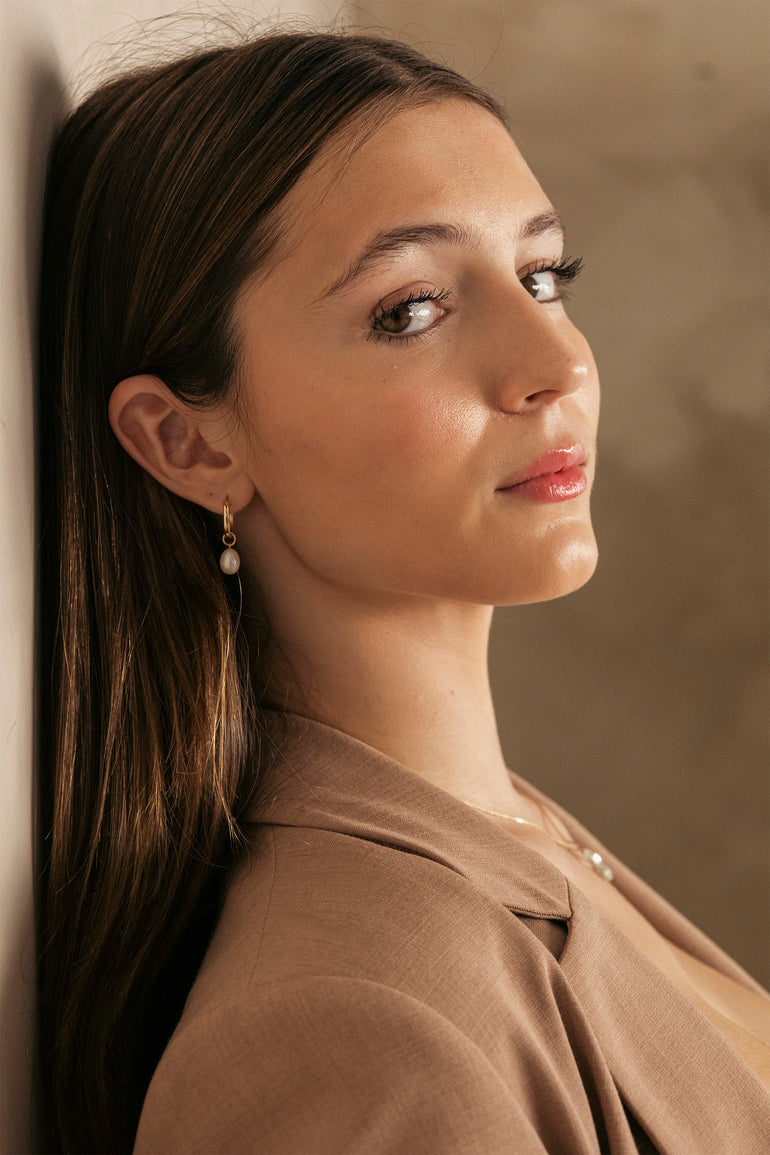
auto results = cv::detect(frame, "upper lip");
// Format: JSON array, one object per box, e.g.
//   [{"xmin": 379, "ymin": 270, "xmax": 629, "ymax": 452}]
[{"xmin": 496, "ymin": 442, "xmax": 587, "ymax": 489}]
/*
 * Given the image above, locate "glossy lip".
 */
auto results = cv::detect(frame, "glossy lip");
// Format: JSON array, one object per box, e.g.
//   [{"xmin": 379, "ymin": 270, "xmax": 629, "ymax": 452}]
[{"xmin": 496, "ymin": 442, "xmax": 587, "ymax": 491}]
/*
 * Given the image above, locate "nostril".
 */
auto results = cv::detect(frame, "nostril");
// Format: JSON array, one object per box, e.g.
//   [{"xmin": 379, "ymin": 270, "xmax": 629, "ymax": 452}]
[{"xmin": 506, "ymin": 388, "xmax": 562, "ymax": 414}]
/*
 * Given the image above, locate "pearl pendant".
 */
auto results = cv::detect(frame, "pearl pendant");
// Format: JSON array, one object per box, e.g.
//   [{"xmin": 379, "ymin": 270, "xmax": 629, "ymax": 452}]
[
  {"xmin": 582, "ymin": 848, "xmax": 615, "ymax": 883},
  {"xmin": 219, "ymin": 547, "xmax": 240, "ymax": 574}
]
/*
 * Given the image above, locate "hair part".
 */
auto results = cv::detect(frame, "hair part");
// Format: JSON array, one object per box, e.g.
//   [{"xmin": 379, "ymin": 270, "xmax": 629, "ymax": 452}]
[{"xmin": 38, "ymin": 29, "xmax": 505, "ymax": 1153}]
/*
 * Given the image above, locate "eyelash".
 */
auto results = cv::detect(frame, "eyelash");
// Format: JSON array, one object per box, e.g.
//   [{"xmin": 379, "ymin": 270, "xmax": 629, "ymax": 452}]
[
  {"xmin": 368, "ymin": 255, "xmax": 584, "ymax": 345},
  {"xmin": 526, "ymin": 255, "xmax": 584, "ymax": 294},
  {"xmin": 369, "ymin": 288, "xmax": 452, "ymax": 345}
]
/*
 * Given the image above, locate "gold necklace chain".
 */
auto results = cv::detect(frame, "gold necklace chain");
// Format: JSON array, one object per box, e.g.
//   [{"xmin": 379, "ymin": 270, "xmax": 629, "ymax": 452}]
[{"xmin": 460, "ymin": 793, "xmax": 615, "ymax": 884}]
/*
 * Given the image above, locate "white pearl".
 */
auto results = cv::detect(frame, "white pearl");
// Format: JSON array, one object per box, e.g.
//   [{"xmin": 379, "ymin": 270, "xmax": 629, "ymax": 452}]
[
  {"xmin": 582, "ymin": 848, "xmax": 614, "ymax": 883},
  {"xmin": 219, "ymin": 547, "xmax": 240, "ymax": 574}
]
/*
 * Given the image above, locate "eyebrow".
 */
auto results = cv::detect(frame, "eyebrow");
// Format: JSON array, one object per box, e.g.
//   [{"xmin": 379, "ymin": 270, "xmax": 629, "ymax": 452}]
[{"xmin": 319, "ymin": 209, "xmax": 564, "ymax": 299}]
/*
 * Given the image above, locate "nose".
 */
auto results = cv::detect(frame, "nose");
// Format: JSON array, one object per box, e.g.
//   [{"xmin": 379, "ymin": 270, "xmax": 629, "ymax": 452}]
[{"xmin": 482, "ymin": 290, "xmax": 595, "ymax": 415}]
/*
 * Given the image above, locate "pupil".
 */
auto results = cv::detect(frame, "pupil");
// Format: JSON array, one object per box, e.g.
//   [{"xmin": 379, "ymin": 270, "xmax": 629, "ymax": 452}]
[{"xmin": 381, "ymin": 304, "xmax": 412, "ymax": 333}]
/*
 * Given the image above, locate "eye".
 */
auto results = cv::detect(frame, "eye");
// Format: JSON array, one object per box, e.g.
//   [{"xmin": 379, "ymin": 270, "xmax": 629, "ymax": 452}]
[
  {"xmin": 520, "ymin": 256, "xmax": 583, "ymax": 303},
  {"xmin": 522, "ymin": 269, "xmax": 560, "ymax": 302},
  {"xmin": 371, "ymin": 289, "xmax": 450, "ymax": 341}
]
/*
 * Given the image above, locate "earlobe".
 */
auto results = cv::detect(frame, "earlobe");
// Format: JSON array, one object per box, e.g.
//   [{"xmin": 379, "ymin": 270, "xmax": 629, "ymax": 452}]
[{"xmin": 108, "ymin": 374, "xmax": 254, "ymax": 513}]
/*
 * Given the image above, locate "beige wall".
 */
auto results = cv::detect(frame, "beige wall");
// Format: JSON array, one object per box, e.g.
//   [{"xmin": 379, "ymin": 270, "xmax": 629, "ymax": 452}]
[
  {"xmin": 348, "ymin": 0, "xmax": 769, "ymax": 985},
  {"xmin": 1, "ymin": 5, "xmax": 59, "ymax": 1151}
]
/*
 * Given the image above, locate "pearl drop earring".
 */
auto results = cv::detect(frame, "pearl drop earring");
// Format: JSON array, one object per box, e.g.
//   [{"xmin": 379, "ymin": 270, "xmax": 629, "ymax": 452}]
[{"xmin": 219, "ymin": 498, "xmax": 240, "ymax": 574}]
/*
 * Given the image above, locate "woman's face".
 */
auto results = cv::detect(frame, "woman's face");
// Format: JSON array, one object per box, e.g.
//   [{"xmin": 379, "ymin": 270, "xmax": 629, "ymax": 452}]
[{"xmin": 234, "ymin": 99, "xmax": 600, "ymax": 607}]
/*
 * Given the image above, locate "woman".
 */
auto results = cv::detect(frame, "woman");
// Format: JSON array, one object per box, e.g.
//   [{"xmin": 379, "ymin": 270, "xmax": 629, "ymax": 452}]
[{"xmin": 38, "ymin": 30, "xmax": 769, "ymax": 1155}]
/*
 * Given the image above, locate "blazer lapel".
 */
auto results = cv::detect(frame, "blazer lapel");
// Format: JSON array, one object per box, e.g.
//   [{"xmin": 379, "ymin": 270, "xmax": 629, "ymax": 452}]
[
  {"xmin": 253, "ymin": 710, "xmax": 573, "ymax": 920},
  {"xmin": 561, "ymin": 887, "xmax": 770, "ymax": 1153},
  {"xmin": 252, "ymin": 710, "xmax": 770, "ymax": 1152}
]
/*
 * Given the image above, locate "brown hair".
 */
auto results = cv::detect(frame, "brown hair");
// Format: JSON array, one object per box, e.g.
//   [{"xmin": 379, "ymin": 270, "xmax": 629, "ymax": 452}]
[{"xmin": 38, "ymin": 29, "xmax": 505, "ymax": 1153}]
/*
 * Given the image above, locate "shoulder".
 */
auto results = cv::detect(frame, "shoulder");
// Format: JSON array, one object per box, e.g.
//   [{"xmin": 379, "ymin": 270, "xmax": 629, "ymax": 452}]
[
  {"xmin": 191, "ymin": 822, "xmax": 568, "ymax": 1013},
  {"xmin": 135, "ymin": 826, "xmax": 599, "ymax": 1153},
  {"xmin": 135, "ymin": 974, "xmax": 550, "ymax": 1155}
]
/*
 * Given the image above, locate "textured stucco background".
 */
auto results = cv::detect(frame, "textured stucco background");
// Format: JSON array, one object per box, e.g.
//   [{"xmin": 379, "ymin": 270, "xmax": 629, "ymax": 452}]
[{"xmin": 348, "ymin": 0, "xmax": 769, "ymax": 987}]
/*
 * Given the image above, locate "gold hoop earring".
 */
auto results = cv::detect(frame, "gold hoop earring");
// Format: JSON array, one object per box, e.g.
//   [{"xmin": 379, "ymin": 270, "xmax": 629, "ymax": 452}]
[{"xmin": 219, "ymin": 498, "xmax": 240, "ymax": 574}]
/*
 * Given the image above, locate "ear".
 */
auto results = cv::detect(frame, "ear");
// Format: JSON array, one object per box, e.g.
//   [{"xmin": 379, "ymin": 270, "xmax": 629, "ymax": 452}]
[{"xmin": 108, "ymin": 375, "xmax": 255, "ymax": 514}]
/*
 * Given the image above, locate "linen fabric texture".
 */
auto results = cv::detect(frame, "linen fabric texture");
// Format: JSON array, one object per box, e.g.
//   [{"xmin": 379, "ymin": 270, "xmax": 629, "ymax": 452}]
[{"xmin": 134, "ymin": 713, "xmax": 770, "ymax": 1154}]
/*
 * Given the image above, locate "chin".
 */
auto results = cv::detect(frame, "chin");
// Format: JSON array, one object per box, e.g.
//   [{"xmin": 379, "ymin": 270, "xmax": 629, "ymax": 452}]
[
  {"xmin": 488, "ymin": 531, "xmax": 599, "ymax": 608},
  {"xmin": 525, "ymin": 535, "xmax": 598, "ymax": 605}
]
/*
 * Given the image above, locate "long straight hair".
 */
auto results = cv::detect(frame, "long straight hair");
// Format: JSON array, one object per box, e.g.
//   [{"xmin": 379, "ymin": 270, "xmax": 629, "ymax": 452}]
[{"xmin": 37, "ymin": 30, "xmax": 506, "ymax": 1153}]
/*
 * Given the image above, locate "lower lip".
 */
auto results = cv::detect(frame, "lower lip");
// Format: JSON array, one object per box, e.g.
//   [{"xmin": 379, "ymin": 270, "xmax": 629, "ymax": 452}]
[{"xmin": 497, "ymin": 464, "xmax": 588, "ymax": 502}]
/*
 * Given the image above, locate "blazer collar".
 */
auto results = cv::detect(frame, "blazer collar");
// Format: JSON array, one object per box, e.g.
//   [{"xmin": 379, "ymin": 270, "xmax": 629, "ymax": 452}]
[
  {"xmin": 250, "ymin": 710, "xmax": 572, "ymax": 921},
  {"xmin": 249, "ymin": 711, "xmax": 767, "ymax": 998},
  {"xmin": 247, "ymin": 713, "xmax": 770, "ymax": 1149}
]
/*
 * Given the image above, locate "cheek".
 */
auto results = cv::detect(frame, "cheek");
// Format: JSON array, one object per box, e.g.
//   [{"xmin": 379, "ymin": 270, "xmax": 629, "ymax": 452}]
[
  {"xmin": 245, "ymin": 337, "xmax": 486, "ymax": 541},
  {"xmin": 293, "ymin": 373, "xmax": 469, "ymax": 488},
  {"xmin": 351, "ymin": 369, "xmax": 486, "ymax": 473}
]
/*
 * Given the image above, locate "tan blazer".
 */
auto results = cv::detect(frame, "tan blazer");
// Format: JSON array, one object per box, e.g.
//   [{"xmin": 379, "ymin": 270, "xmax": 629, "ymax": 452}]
[{"xmin": 135, "ymin": 713, "xmax": 770, "ymax": 1154}]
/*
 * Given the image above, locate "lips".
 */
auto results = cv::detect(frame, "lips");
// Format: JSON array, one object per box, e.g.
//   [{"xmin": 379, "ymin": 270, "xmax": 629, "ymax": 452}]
[{"xmin": 496, "ymin": 442, "xmax": 588, "ymax": 503}]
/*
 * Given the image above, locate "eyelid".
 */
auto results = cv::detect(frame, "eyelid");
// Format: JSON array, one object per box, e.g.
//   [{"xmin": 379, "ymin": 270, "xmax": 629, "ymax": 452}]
[
  {"xmin": 518, "ymin": 255, "xmax": 584, "ymax": 304},
  {"xmin": 519, "ymin": 254, "xmax": 584, "ymax": 284},
  {"xmin": 369, "ymin": 286, "xmax": 452, "ymax": 343},
  {"xmin": 373, "ymin": 282, "xmax": 451, "ymax": 314}
]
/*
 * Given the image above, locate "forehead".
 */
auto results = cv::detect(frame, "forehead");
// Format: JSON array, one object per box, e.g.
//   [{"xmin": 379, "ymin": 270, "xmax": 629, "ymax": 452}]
[{"xmin": 261, "ymin": 99, "xmax": 549, "ymax": 290}]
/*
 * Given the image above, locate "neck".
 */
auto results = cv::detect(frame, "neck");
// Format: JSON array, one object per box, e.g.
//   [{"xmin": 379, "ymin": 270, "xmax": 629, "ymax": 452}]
[{"xmin": 243, "ymin": 553, "xmax": 526, "ymax": 814}]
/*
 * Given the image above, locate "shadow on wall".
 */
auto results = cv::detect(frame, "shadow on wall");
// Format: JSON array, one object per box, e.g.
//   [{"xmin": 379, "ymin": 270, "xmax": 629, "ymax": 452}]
[
  {"xmin": 31, "ymin": 54, "xmax": 69, "ymax": 1155},
  {"xmin": 0, "ymin": 36, "xmax": 66, "ymax": 1155},
  {"xmin": 25, "ymin": 59, "xmax": 67, "ymax": 325}
]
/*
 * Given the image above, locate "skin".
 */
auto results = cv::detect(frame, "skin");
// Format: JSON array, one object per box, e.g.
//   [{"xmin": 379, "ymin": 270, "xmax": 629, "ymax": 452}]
[{"xmin": 109, "ymin": 99, "xmax": 601, "ymax": 819}]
